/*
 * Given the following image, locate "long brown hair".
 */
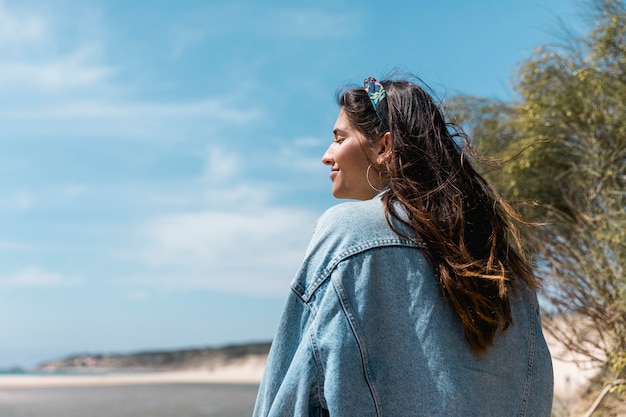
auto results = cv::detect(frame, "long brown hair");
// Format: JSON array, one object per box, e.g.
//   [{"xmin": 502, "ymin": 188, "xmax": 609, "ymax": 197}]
[{"xmin": 339, "ymin": 78, "xmax": 537, "ymax": 354}]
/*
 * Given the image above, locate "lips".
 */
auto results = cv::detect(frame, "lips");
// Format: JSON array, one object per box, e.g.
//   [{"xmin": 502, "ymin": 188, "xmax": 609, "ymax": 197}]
[{"xmin": 330, "ymin": 167, "xmax": 339, "ymax": 180}]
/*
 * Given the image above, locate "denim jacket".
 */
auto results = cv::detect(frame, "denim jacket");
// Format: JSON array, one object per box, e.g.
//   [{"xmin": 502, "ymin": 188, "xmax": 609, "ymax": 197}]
[{"xmin": 253, "ymin": 196, "xmax": 553, "ymax": 416}]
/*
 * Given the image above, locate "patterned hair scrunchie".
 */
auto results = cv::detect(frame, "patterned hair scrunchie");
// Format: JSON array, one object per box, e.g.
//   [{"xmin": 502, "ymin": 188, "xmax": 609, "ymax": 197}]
[{"xmin": 364, "ymin": 76, "xmax": 388, "ymax": 126}]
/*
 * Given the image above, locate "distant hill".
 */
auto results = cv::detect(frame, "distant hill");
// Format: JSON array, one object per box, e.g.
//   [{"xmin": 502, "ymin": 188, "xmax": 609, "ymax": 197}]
[{"xmin": 37, "ymin": 341, "xmax": 271, "ymax": 372}]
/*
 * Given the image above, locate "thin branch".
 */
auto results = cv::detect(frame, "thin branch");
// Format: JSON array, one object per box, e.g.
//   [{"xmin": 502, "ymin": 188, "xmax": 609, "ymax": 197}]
[{"xmin": 580, "ymin": 379, "xmax": 626, "ymax": 417}]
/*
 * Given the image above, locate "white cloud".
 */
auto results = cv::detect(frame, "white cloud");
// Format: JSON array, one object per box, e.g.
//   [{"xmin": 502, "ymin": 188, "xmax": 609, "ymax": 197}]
[
  {"xmin": 0, "ymin": 266, "xmax": 82, "ymax": 288},
  {"xmin": 124, "ymin": 290, "xmax": 151, "ymax": 301},
  {"xmin": 128, "ymin": 205, "xmax": 317, "ymax": 295},
  {"xmin": 266, "ymin": 9, "xmax": 360, "ymax": 39},
  {"xmin": 0, "ymin": 191, "xmax": 36, "ymax": 210},
  {"xmin": 1, "ymin": 99, "xmax": 261, "ymax": 123},
  {"xmin": 0, "ymin": 2, "xmax": 261, "ymax": 139},
  {"xmin": 167, "ymin": 25, "xmax": 208, "ymax": 59},
  {"xmin": 294, "ymin": 137, "xmax": 325, "ymax": 147},
  {"xmin": 0, "ymin": 239, "xmax": 32, "ymax": 251},
  {"xmin": 0, "ymin": 0, "xmax": 46, "ymax": 46},
  {"xmin": 163, "ymin": 6, "xmax": 359, "ymax": 48},
  {"xmin": 203, "ymin": 148, "xmax": 241, "ymax": 182},
  {"xmin": 142, "ymin": 183, "xmax": 274, "ymax": 211},
  {"xmin": 0, "ymin": 44, "xmax": 115, "ymax": 92},
  {"xmin": 279, "ymin": 151, "xmax": 325, "ymax": 174},
  {"xmin": 0, "ymin": 97, "xmax": 263, "ymax": 140},
  {"xmin": 62, "ymin": 184, "xmax": 87, "ymax": 198},
  {"xmin": 0, "ymin": 1, "xmax": 112, "ymax": 94},
  {"xmin": 274, "ymin": 137, "xmax": 328, "ymax": 174}
]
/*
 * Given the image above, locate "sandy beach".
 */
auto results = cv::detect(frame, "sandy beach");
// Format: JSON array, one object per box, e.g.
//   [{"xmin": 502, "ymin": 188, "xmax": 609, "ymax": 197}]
[
  {"xmin": 0, "ymin": 356, "xmax": 266, "ymax": 388},
  {"xmin": 0, "ymin": 340, "xmax": 599, "ymax": 406}
]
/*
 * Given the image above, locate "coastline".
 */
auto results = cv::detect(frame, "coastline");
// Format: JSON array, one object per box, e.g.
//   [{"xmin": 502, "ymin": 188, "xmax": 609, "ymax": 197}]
[
  {"xmin": 0, "ymin": 338, "xmax": 599, "ymax": 406},
  {"xmin": 0, "ymin": 356, "xmax": 266, "ymax": 388}
]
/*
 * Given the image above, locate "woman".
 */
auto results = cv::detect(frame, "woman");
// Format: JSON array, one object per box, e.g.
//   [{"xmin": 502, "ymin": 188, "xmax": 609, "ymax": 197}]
[{"xmin": 253, "ymin": 77, "xmax": 553, "ymax": 416}]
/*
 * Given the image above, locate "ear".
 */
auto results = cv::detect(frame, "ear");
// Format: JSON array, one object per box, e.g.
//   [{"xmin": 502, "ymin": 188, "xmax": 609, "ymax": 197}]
[{"xmin": 375, "ymin": 132, "xmax": 392, "ymax": 165}]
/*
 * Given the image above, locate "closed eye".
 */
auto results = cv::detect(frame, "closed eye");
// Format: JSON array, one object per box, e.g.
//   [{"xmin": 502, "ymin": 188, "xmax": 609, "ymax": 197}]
[{"xmin": 333, "ymin": 128, "xmax": 347, "ymax": 145}]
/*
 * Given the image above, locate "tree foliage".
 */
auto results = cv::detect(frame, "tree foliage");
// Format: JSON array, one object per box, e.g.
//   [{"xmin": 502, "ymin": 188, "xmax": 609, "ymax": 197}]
[{"xmin": 449, "ymin": 0, "xmax": 626, "ymax": 389}]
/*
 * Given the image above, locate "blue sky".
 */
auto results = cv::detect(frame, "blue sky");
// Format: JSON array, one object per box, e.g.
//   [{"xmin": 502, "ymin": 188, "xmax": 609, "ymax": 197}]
[{"xmin": 0, "ymin": 0, "xmax": 582, "ymax": 368}]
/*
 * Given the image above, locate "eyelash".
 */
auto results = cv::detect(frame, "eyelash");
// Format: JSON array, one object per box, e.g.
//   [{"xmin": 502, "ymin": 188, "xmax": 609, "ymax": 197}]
[{"xmin": 334, "ymin": 138, "xmax": 345, "ymax": 144}]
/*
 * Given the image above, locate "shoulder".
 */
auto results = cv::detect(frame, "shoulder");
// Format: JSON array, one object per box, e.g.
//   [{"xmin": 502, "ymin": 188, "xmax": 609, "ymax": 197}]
[
  {"xmin": 314, "ymin": 197, "xmax": 388, "ymax": 238},
  {"xmin": 293, "ymin": 196, "xmax": 425, "ymax": 299},
  {"xmin": 312, "ymin": 196, "xmax": 417, "ymax": 246},
  {"xmin": 304, "ymin": 196, "xmax": 421, "ymax": 264}
]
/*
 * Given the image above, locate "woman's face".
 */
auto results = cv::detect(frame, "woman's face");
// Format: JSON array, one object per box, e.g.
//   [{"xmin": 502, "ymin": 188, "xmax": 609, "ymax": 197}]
[{"xmin": 322, "ymin": 108, "xmax": 383, "ymax": 200}]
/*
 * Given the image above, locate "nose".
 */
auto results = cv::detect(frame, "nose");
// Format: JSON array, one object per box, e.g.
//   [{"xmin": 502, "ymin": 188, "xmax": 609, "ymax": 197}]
[{"xmin": 322, "ymin": 144, "xmax": 334, "ymax": 166}]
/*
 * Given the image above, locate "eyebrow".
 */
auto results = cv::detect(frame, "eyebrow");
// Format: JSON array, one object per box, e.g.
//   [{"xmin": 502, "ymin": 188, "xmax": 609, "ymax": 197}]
[{"xmin": 333, "ymin": 128, "xmax": 346, "ymax": 136}]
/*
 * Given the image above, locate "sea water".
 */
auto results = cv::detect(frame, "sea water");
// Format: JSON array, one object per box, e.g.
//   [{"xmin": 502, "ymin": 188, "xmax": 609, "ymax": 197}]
[{"xmin": 0, "ymin": 382, "xmax": 259, "ymax": 417}]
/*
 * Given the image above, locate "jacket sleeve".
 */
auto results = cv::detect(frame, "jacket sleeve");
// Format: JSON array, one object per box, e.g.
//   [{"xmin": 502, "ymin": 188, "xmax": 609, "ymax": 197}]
[{"xmin": 253, "ymin": 291, "xmax": 331, "ymax": 417}]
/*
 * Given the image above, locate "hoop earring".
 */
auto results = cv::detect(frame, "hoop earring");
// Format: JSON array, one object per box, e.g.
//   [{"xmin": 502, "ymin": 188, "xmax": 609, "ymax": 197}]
[{"xmin": 366, "ymin": 164, "xmax": 383, "ymax": 192}]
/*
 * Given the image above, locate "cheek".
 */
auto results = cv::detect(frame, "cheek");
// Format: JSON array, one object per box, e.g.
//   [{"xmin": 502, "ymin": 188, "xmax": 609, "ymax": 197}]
[{"xmin": 338, "ymin": 144, "xmax": 365, "ymax": 170}]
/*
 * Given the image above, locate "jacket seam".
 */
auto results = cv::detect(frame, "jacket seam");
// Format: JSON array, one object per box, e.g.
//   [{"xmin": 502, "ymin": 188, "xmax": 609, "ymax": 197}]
[
  {"xmin": 293, "ymin": 287, "xmax": 329, "ymax": 412},
  {"xmin": 331, "ymin": 274, "xmax": 382, "ymax": 417},
  {"xmin": 301, "ymin": 238, "xmax": 425, "ymax": 302},
  {"xmin": 518, "ymin": 293, "xmax": 538, "ymax": 416},
  {"xmin": 308, "ymin": 322, "xmax": 328, "ymax": 411}
]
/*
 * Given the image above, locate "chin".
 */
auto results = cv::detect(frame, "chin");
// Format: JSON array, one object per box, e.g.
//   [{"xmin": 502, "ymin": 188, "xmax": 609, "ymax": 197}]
[
  {"xmin": 332, "ymin": 191, "xmax": 361, "ymax": 200},
  {"xmin": 331, "ymin": 188, "xmax": 347, "ymax": 199},
  {"xmin": 331, "ymin": 185, "xmax": 364, "ymax": 200}
]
